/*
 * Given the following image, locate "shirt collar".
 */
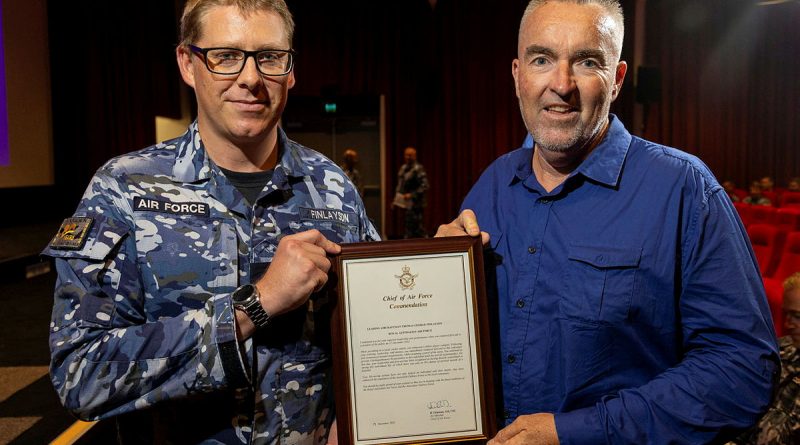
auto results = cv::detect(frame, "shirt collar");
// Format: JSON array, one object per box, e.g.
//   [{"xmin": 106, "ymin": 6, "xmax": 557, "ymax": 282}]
[
  {"xmin": 573, "ymin": 115, "xmax": 631, "ymax": 187},
  {"xmin": 509, "ymin": 114, "xmax": 632, "ymax": 188},
  {"xmin": 170, "ymin": 120, "xmax": 311, "ymax": 184}
]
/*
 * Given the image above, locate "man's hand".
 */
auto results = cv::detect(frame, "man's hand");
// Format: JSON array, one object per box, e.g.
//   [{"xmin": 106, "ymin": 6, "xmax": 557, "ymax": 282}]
[
  {"xmin": 326, "ymin": 418, "xmax": 338, "ymax": 445},
  {"xmin": 257, "ymin": 229, "xmax": 341, "ymax": 316},
  {"xmin": 435, "ymin": 209, "xmax": 490, "ymax": 245},
  {"xmin": 488, "ymin": 413, "xmax": 559, "ymax": 445},
  {"xmin": 236, "ymin": 230, "xmax": 340, "ymax": 340}
]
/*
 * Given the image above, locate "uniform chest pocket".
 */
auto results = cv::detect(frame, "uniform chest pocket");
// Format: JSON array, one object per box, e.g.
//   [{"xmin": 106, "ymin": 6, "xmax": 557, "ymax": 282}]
[
  {"xmin": 561, "ymin": 244, "xmax": 641, "ymax": 323},
  {"xmin": 295, "ymin": 208, "xmax": 362, "ymax": 244},
  {"xmin": 135, "ymin": 215, "xmax": 238, "ymax": 311}
]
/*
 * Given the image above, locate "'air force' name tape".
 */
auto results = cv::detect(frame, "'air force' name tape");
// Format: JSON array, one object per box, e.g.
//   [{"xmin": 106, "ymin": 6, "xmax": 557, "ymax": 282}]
[{"xmin": 134, "ymin": 197, "xmax": 210, "ymax": 217}]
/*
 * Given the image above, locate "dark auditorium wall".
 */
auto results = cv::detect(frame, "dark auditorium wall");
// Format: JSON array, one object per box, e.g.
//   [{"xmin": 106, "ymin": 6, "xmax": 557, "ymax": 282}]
[
  {"xmin": 643, "ymin": 0, "xmax": 800, "ymax": 189},
  {"xmin": 39, "ymin": 0, "xmax": 636, "ymax": 236},
  {"xmin": 288, "ymin": 0, "xmax": 534, "ymax": 237},
  {"xmin": 45, "ymin": 0, "xmax": 183, "ymax": 218},
  {"xmin": 39, "ymin": 0, "xmax": 797, "ymax": 236}
]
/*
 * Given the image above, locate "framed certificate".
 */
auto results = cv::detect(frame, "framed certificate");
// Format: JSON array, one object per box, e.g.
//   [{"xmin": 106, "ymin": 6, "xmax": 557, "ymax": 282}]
[{"xmin": 330, "ymin": 236, "xmax": 497, "ymax": 445}]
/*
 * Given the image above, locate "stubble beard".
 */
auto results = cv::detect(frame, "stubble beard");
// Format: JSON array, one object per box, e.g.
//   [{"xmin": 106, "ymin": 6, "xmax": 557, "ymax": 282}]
[
  {"xmin": 521, "ymin": 100, "xmax": 609, "ymax": 156},
  {"xmin": 530, "ymin": 125, "xmax": 587, "ymax": 154}
]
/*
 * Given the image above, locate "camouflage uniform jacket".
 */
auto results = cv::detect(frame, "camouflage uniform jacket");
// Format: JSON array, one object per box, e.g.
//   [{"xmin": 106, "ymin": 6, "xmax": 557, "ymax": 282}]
[
  {"xmin": 395, "ymin": 162, "xmax": 428, "ymax": 209},
  {"xmin": 729, "ymin": 336, "xmax": 800, "ymax": 445},
  {"xmin": 43, "ymin": 122, "xmax": 380, "ymax": 444}
]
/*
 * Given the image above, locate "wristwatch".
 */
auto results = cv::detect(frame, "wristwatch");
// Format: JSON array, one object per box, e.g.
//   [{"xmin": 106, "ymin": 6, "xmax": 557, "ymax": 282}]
[{"xmin": 232, "ymin": 284, "xmax": 271, "ymax": 329}]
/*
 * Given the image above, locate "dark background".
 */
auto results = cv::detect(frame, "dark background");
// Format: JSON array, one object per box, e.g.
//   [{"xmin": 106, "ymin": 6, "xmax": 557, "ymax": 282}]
[{"xmin": 3, "ymin": 0, "xmax": 797, "ymax": 238}]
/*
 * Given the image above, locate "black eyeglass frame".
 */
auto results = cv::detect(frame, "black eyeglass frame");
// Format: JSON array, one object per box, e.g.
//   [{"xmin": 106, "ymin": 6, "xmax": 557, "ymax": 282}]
[{"xmin": 187, "ymin": 44, "xmax": 296, "ymax": 76}]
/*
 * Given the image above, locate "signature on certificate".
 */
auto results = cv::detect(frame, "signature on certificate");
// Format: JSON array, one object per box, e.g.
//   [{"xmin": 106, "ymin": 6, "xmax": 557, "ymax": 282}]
[{"xmin": 426, "ymin": 399, "xmax": 452, "ymax": 410}]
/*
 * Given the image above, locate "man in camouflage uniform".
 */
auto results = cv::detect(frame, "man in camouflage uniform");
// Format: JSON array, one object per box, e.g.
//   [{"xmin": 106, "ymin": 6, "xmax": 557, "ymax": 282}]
[
  {"xmin": 729, "ymin": 272, "xmax": 800, "ymax": 445},
  {"xmin": 339, "ymin": 148, "xmax": 363, "ymax": 198},
  {"xmin": 395, "ymin": 146, "xmax": 429, "ymax": 238},
  {"xmin": 43, "ymin": 1, "xmax": 378, "ymax": 443}
]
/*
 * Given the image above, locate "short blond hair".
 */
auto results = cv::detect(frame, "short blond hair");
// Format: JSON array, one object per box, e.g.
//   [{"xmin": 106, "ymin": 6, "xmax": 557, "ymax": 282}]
[
  {"xmin": 180, "ymin": 0, "xmax": 295, "ymax": 47},
  {"xmin": 784, "ymin": 272, "xmax": 800, "ymax": 292}
]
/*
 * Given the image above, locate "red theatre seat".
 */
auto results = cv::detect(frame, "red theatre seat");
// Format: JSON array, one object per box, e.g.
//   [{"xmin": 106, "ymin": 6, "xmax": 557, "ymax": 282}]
[
  {"xmin": 781, "ymin": 192, "xmax": 800, "ymax": 209},
  {"xmin": 771, "ymin": 231, "xmax": 800, "ymax": 285},
  {"xmin": 763, "ymin": 279, "xmax": 785, "ymax": 337},
  {"xmin": 733, "ymin": 202, "xmax": 752, "ymax": 227},
  {"xmin": 747, "ymin": 224, "xmax": 781, "ymax": 277},
  {"xmin": 762, "ymin": 231, "xmax": 800, "ymax": 337},
  {"xmin": 762, "ymin": 191, "xmax": 778, "ymax": 207},
  {"xmin": 749, "ymin": 205, "xmax": 777, "ymax": 225},
  {"xmin": 776, "ymin": 208, "xmax": 800, "ymax": 232}
]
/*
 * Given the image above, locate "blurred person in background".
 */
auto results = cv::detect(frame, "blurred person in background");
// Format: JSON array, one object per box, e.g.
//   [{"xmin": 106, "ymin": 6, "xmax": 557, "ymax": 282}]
[{"xmin": 728, "ymin": 272, "xmax": 800, "ymax": 444}]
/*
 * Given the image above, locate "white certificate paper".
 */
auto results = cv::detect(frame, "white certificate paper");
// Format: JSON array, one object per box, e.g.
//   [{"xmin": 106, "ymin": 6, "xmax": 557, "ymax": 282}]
[{"xmin": 341, "ymin": 252, "xmax": 483, "ymax": 445}]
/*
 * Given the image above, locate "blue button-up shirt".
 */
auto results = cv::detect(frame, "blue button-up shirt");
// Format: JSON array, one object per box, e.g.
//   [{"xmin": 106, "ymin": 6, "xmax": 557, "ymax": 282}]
[{"xmin": 462, "ymin": 116, "xmax": 779, "ymax": 444}]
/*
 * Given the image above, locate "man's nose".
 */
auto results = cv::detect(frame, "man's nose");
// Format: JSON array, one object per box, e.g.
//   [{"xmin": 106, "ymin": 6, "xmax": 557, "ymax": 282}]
[
  {"xmin": 236, "ymin": 55, "xmax": 262, "ymax": 88},
  {"xmin": 548, "ymin": 60, "xmax": 576, "ymax": 96}
]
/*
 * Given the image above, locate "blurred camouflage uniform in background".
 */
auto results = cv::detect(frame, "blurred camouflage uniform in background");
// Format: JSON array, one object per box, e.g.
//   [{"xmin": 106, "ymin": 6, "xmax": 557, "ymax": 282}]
[{"xmin": 395, "ymin": 158, "xmax": 428, "ymax": 239}]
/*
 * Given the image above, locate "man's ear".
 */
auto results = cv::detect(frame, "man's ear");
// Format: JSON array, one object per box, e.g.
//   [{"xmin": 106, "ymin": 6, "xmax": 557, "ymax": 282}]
[
  {"xmin": 611, "ymin": 60, "xmax": 627, "ymax": 101},
  {"xmin": 512, "ymin": 58, "xmax": 521, "ymax": 99},
  {"xmin": 287, "ymin": 68, "xmax": 295, "ymax": 90},
  {"xmin": 176, "ymin": 45, "xmax": 196, "ymax": 89}
]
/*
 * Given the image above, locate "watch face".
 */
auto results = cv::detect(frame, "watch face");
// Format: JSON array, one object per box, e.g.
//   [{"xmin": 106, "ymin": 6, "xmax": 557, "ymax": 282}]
[{"xmin": 232, "ymin": 284, "xmax": 255, "ymax": 304}]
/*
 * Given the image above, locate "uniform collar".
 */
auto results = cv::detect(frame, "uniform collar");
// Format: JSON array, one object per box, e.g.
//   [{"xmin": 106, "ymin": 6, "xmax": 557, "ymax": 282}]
[
  {"xmin": 510, "ymin": 114, "xmax": 632, "ymax": 188},
  {"xmin": 171, "ymin": 120, "xmax": 311, "ymax": 186}
]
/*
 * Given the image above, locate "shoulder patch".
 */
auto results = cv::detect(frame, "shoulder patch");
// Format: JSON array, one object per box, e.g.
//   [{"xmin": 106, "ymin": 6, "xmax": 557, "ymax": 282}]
[{"xmin": 50, "ymin": 217, "xmax": 94, "ymax": 250}]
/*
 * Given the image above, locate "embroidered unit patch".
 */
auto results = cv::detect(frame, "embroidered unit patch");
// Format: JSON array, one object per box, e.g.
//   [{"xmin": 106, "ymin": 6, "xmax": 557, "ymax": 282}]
[{"xmin": 50, "ymin": 217, "xmax": 94, "ymax": 250}]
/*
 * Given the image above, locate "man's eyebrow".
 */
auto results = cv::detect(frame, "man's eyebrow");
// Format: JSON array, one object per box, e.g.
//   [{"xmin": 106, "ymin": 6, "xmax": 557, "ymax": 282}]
[
  {"xmin": 573, "ymin": 49, "xmax": 607, "ymax": 62},
  {"xmin": 523, "ymin": 45, "xmax": 557, "ymax": 60}
]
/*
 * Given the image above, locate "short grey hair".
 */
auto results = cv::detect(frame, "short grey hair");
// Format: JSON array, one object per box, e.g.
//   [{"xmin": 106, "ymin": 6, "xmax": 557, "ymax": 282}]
[{"xmin": 520, "ymin": 0, "xmax": 624, "ymax": 59}]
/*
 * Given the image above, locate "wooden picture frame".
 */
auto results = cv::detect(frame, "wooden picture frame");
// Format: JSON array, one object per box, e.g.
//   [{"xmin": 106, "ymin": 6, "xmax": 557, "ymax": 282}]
[{"xmin": 330, "ymin": 236, "xmax": 497, "ymax": 445}]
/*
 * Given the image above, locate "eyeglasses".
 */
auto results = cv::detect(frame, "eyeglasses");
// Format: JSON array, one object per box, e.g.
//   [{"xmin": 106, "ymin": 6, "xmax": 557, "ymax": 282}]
[{"xmin": 188, "ymin": 45, "xmax": 295, "ymax": 76}]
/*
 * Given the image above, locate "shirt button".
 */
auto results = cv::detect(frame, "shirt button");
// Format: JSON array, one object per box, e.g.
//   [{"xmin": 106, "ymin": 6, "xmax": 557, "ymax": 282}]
[
  {"xmin": 507, "ymin": 354, "xmax": 516, "ymax": 364},
  {"xmin": 527, "ymin": 246, "xmax": 536, "ymax": 254},
  {"xmin": 516, "ymin": 299, "xmax": 525, "ymax": 308}
]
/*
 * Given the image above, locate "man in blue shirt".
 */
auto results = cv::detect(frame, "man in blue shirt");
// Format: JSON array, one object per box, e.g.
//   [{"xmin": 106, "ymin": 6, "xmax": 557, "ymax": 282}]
[{"xmin": 438, "ymin": 1, "xmax": 778, "ymax": 443}]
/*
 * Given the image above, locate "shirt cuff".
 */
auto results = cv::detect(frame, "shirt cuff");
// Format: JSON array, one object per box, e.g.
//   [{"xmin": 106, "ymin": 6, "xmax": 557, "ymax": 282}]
[
  {"xmin": 213, "ymin": 293, "xmax": 250, "ymax": 390},
  {"xmin": 554, "ymin": 406, "xmax": 604, "ymax": 445}
]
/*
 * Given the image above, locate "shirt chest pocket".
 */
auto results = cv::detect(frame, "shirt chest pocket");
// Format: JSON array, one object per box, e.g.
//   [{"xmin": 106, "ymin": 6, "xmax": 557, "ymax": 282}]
[
  {"xmin": 561, "ymin": 244, "xmax": 642, "ymax": 323},
  {"xmin": 135, "ymin": 214, "xmax": 238, "ymax": 310}
]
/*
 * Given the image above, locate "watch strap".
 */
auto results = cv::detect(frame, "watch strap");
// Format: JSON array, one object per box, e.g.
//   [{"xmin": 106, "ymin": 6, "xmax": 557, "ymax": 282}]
[
  {"xmin": 233, "ymin": 284, "xmax": 271, "ymax": 329},
  {"xmin": 243, "ymin": 298, "xmax": 270, "ymax": 329}
]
